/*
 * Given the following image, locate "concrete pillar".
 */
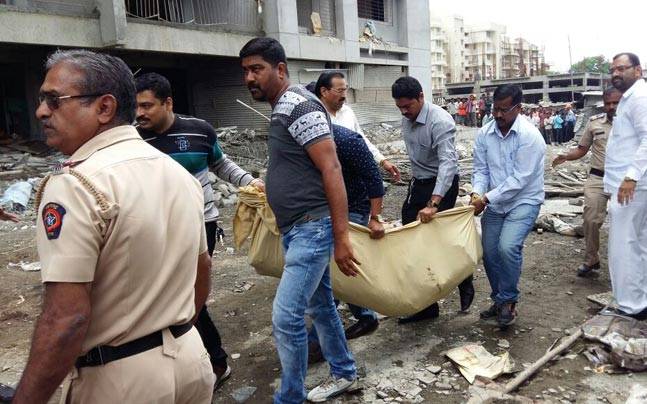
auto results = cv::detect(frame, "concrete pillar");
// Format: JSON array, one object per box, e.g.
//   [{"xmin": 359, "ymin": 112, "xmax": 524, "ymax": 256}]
[
  {"xmin": 400, "ymin": 0, "xmax": 432, "ymax": 96},
  {"xmin": 542, "ymin": 76, "xmax": 550, "ymax": 102},
  {"xmin": 96, "ymin": 0, "xmax": 127, "ymax": 47},
  {"xmin": 262, "ymin": 0, "xmax": 300, "ymax": 58}
]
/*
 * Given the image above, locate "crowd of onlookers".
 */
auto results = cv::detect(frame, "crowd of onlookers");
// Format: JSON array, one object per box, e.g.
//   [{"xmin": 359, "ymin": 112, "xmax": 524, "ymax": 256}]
[{"xmin": 444, "ymin": 94, "xmax": 578, "ymax": 145}]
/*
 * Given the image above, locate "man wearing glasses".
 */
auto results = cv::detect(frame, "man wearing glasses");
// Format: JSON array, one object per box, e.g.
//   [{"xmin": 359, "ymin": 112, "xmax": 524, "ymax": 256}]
[
  {"xmin": 604, "ymin": 52, "xmax": 647, "ymax": 319},
  {"xmin": 13, "ymin": 50, "xmax": 214, "ymax": 403},
  {"xmin": 314, "ymin": 71, "xmax": 401, "ymax": 183},
  {"xmin": 391, "ymin": 76, "xmax": 475, "ymax": 324},
  {"xmin": 470, "ymin": 84, "xmax": 545, "ymax": 328}
]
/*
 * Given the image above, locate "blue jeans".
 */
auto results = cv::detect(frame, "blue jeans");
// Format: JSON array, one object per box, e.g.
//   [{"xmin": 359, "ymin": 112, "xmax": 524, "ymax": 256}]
[
  {"xmin": 273, "ymin": 216, "xmax": 356, "ymax": 404},
  {"xmin": 307, "ymin": 213, "xmax": 377, "ymax": 345},
  {"xmin": 481, "ymin": 204, "xmax": 541, "ymax": 305}
]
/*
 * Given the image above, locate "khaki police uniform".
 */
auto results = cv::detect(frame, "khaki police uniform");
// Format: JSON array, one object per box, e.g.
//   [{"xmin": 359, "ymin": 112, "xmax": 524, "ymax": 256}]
[
  {"xmin": 35, "ymin": 125, "xmax": 215, "ymax": 404},
  {"xmin": 578, "ymin": 113, "xmax": 611, "ymax": 267}
]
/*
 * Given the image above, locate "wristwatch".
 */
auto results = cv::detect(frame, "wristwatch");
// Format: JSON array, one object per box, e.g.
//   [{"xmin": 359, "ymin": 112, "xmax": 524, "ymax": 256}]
[
  {"xmin": 370, "ymin": 214, "xmax": 383, "ymax": 223},
  {"xmin": 426, "ymin": 200, "xmax": 440, "ymax": 209}
]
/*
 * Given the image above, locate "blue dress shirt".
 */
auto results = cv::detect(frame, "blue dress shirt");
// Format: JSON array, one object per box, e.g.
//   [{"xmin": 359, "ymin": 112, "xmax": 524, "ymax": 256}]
[{"xmin": 472, "ymin": 115, "xmax": 546, "ymax": 214}]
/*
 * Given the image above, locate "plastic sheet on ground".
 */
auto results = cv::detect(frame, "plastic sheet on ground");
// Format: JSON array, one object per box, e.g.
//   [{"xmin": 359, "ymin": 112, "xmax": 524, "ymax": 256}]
[
  {"xmin": 445, "ymin": 344, "xmax": 515, "ymax": 384},
  {"xmin": 0, "ymin": 181, "xmax": 33, "ymax": 210},
  {"xmin": 582, "ymin": 314, "xmax": 647, "ymax": 371},
  {"xmin": 233, "ymin": 186, "xmax": 481, "ymax": 317},
  {"xmin": 7, "ymin": 261, "xmax": 41, "ymax": 272}
]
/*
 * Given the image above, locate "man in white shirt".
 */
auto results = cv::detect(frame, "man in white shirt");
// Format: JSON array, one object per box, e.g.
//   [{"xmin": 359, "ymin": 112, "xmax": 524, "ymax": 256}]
[
  {"xmin": 605, "ymin": 52, "xmax": 647, "ymax": 319},
  {"xmin": 313, "ymin": 72, "xmax": 401, "ymax": 182}
]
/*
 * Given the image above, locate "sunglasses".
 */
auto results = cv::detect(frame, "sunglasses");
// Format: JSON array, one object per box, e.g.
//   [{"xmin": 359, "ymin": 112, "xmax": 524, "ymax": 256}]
[{"xmin": 38, "ymin": 93, "xmax": 103, "ymax": 110}]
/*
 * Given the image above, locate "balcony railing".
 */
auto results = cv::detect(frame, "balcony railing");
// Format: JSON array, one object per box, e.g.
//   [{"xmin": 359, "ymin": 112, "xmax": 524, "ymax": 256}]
[{"xmin": 125, "ymin": 0, "xmax": 260, "ymax": 32}]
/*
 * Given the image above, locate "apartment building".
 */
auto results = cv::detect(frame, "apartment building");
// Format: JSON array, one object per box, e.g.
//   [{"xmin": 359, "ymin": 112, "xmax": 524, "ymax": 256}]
[
  {"xmin": 436, "ymin": 13, "xmax": 547, "ymax": 90},
  {"xmin": 429, "ymin": 17, "xmax": 447, "ymax": 97},
  {"xmin": 0, "ymin": 0, "xmax": 431, "ymax": 140}
]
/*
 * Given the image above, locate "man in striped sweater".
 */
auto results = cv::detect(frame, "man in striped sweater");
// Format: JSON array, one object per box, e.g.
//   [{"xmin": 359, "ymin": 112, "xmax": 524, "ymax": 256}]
[{"xmin": 135, "ymin": 72, "xmax": 264, "ymax": 390}]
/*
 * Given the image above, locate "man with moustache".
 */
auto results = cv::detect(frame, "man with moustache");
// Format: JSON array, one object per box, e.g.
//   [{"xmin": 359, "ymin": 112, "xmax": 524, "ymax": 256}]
[
  {"xmin": 391, "ymin": 76, "xmax": 475, "ymax": 324},
  {"xmin": 314, "ymin": 71, "xmax": 401, "ymax": 183},
  {"xmin": 471, "ymin": 84, "xmax": 545, "ymax": 328},
  {"xmin": 552, "ymin": 86, "xmax": 622, "ymax": 277},
  {"xmin": 13, "ymin": 49, "xmax": 213, "ymax": 404},
  {"xmin": 604, "ymin": 52, "xmax": 647, "ymax": 319},
  {"xmin": 240, "ymin": 37, "xmax": 359, "ymax": 403},
  {"xmin": 134, "ymin": 72, "xmax": 264, "ymax": 389}
]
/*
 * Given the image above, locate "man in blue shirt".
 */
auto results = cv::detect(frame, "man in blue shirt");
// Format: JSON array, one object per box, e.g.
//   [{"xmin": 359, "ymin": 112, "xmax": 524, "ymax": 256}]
[{"xmin": 470, "ymin": 84, "xmax": 546, "ymax": 327}]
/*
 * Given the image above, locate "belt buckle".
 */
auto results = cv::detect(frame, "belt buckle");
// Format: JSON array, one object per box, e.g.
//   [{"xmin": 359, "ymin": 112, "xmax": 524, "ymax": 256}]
[{"xmin": 86, "ymin": 346, "xmax": 105, "ymax": 366}]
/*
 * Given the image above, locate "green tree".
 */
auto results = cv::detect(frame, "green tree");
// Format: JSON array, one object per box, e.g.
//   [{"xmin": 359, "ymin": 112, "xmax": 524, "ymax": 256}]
[{"xmin": 570, "ymin": 55, "xmax": 610, "ymax": 73}]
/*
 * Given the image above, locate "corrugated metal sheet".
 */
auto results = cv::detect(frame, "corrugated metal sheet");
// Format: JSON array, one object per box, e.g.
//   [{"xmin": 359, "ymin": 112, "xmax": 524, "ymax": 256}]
[
  {"xmin": 347, "ymin": 64, "xmax": 365, "ymax": 90},
  {"xmin": 189, "ymin": 59, "xmax": 402, "ymax": 131},
  {"xmin": 190, "ymin": 61, "xmax": 271, "ymax": 131},
  {"xmin": 351, "ymin": 102, "xmax": 402, "ymax": 125},
  {"xmin": 364, "ymin": 65, "xmax": 403, "ymax": 88}
]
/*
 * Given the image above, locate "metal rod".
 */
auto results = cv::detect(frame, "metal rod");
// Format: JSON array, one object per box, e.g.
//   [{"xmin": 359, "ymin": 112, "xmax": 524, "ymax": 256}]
[{"xmin": 236, "ymin": 99, "xmax": 270, "ymax": 122}]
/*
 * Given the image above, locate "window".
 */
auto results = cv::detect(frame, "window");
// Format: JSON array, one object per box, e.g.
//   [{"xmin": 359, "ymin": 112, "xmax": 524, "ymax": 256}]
[
  {"xmin": 358, "ymin": 0, "xmax": 388, "ymax": 22},
  {"xmin": 297, "ymin": 0, "xmax": 336, "ymax": 36}
]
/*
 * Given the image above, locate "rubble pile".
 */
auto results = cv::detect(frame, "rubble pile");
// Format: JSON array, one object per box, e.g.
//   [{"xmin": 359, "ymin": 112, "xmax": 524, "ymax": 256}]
[
  {"xmin": 216, "ymin": 126, "xmax": 268, "ymax": 177},
  {"xmin": 0, "ymin": 145, "xmax": 62, "ymax": 221},
  {"xmin": 207, "ymin": 172, "xmax": 240, "ymax": 209},
  {"xmin": 0, "ymin": 146, "xmax": 62, "ymax": 180}
]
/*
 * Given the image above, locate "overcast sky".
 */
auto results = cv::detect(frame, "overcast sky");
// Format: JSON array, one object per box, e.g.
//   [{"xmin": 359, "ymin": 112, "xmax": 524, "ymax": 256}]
[{"xmin": 430, "ymin": 2, "xmax": 647, "ymax": 72}]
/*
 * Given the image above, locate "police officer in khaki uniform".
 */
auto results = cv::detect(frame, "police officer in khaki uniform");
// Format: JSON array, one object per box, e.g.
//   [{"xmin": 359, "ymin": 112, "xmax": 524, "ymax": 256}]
[
  {"xmin": 552, "ymin": 86, "xmax": 622, "ymax": 277},
  {"xmin": 12, "ymin": 50, "xmax": 214, "ymax": 404}
]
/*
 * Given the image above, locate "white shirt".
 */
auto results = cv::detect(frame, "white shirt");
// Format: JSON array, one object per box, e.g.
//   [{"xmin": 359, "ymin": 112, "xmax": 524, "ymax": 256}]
[
  {"xmin": 331, "ymin": 104, "xmax": 386, "ymax": 164},
  {"xmin": 604, "ymin": 79, "xmax": 647, "ymax": 193}
]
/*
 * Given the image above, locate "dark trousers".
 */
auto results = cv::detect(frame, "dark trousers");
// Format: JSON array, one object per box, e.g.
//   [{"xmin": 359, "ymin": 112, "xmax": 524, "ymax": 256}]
[
  {"xmin": 554, "ymin": 127, "xmax": 564, "ymax": 143},
  {"xmin": 565, "ymin": 121, "xmax": 575, "ymax": 141},
  {"xmin": 401, "ymin": 175, "xmax": 474, "ymax": 302},
  {"xmin": 194, "ymin": 221, "xmax": 228, "ymax": 369}
]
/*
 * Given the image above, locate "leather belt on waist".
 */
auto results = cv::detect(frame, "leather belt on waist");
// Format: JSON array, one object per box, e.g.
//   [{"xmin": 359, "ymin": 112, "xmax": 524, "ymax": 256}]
[
  {"xmin": 590, "ymin": 168, "xmax": 605, "ymax": 177},
  {"xmin": 412, "ymin": 176, "xmax": 437, "ymax": 184},
  {"xmin": 75, "ymin": 323, "xmax": 193, "ymax": 368}
]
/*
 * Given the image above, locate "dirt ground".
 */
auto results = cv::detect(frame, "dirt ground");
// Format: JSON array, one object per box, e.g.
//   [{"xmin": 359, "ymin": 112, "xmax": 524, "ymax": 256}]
[{"xmin": 1, "ymin": 130, "xmax": 646, "ymax": 403}]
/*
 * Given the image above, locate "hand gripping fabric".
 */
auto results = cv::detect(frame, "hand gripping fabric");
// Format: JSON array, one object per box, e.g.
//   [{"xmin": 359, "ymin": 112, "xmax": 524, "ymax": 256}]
[{"xmin": 233, "ymin": 186, "xmax": 482, "ymax": 316}]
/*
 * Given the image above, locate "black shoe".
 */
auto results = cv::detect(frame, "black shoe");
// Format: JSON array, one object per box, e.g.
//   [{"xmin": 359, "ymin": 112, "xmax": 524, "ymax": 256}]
[
  {"xmin": 577, "ymin": 262, "xmax": 600, "ymax": 277},
  {"xmin": 398, "ymin": 303, "xmax": 440, "ymax": 324},
  {"xmin": 213, "ymin": 363, "xmax": 231, "ymax": 391},
  {"xmin": 497, "ymin": 303, "xmax": 517, "ymax": 327},
  {"xmin": 610, "ymin": 307, "xmax": 647, "ymax": 321},
  {"xmin": 479, "ymin": 303, "xmax": 499, "ymax": 320},
  {"xmin": 308, "ymin": 341, "xmax": 324, "ymax": 365},
  {"xmin": 458, "ymin": 277, "xmax": 475, "ymax": 312},
  {"xmin": 345, "ymin": 318, "xmax": 379, "ymax": 340}
]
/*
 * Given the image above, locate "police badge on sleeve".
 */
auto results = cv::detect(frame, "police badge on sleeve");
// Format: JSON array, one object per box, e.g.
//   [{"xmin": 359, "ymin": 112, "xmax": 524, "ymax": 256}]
[{"xmin": 42, "ymin": 202, "xmax": 67, "ymax": 240}]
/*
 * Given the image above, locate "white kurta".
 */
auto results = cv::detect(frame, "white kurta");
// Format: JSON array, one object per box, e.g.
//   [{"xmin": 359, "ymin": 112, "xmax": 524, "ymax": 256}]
[
  {"xmin": 331, "ymin": 104, "xmax": 386, "ymax": 164},
  {"xmin": 604, "ymin": 79, "xmax": 647, "ymax": 314}
]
